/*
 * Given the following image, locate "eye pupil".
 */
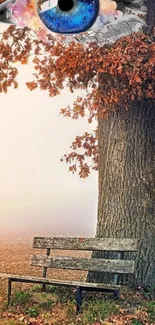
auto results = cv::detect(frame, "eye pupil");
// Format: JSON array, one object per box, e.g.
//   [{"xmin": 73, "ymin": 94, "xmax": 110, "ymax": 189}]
[{"xmin": 58, "ymin": 0, "xmax": 74, "ymax": 12}]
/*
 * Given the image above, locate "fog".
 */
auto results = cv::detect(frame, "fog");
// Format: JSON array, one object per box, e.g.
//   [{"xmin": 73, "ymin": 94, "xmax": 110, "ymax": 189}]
[{"xmin": 0, "ymin": 59, "xmax": 98, "ymax": 238}]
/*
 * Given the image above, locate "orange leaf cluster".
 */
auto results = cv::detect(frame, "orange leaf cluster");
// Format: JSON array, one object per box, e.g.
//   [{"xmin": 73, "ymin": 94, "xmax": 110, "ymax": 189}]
[
  {"xmin": 61, "ymin": 130, "xmax": 98, "ymax": 178},
  {"xmin": 0, "ymin": 26, "xmax": 154, "ymax": 177}
]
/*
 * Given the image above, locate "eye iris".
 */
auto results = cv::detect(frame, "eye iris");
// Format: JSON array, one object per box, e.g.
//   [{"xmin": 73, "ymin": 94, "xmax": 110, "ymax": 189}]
[
  {"xmin": 38, "ymin": 0, "xmax": 99, "ymax": 34},
  {"xmin": 58, "ymin": 0, "xmax": 74, "ymax": 12}
]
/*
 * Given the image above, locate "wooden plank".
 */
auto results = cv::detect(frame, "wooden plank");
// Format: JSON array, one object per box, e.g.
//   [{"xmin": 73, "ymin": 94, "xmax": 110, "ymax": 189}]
[
  {"xmin": 0, "ymin": 273, "xmax": 121, "ymax": 290},
  {"xmin": 31, "ymin": 255, "xmax": 135, "ymax": 274},
  {"xmin": 33, "ymin": 237, "xmax": 138, "ymax": 251}
]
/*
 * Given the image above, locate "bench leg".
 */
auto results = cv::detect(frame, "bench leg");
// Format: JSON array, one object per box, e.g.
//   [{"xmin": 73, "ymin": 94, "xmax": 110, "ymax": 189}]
[
  {"xmin": 8, "ymin": 279, "xmax": 12, "ymax": 305},
  {"xmin": 114, "ymin": 290, "xmax": 119, "ymax": 299},
  {"xmin": 42, "ymin": 284, "xmax": 47, "ymax": 291},
  {"xmin": 76, "ymin": 286, "xmax": 82, "ymax": 313}
]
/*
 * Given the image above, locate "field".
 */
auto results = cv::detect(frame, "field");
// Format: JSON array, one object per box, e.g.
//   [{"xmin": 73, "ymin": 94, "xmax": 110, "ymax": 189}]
[
  {"xmin": 0, "ymin": 232, "xmax": 155, "ymax": 325},
  {"xmin": 0, "ymin": 232, "xmax": 89, "ymax": 298}
]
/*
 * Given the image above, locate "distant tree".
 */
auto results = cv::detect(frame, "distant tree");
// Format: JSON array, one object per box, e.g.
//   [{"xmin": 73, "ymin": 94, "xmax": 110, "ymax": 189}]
[{"xmin": 0, "ymin": 0, "xmax": 154, "ymax": 286}]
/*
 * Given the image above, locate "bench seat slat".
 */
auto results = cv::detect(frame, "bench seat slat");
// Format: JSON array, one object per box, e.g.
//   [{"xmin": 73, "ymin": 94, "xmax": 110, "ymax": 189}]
[
  {"xmin": 33, "ymin": 237, "xmax": 138, "ymax": 251},
  {"xmin": 31, "ymin": 255, "xmax": 135, "ymax": 274},
  {"xmin": 0, "ymin": 273, "xmax": 121, "ymax": 291}
]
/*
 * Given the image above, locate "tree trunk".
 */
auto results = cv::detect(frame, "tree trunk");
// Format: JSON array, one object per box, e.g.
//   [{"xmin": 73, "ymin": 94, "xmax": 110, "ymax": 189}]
[{"xmin": 88, "ymin": 98, "xmax": 155, "ymax": 287}]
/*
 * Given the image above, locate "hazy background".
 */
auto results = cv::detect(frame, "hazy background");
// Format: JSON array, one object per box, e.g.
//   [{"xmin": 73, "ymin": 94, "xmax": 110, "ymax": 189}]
[{"xmin": 0, "ymin": 27, "xmax": 98, "ymax": 238}]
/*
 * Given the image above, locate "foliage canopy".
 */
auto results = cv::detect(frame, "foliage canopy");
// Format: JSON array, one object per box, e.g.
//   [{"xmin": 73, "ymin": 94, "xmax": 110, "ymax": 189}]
[{"xmin": 0, "ymin": 24, "xmax": 155, "ymax": 177}]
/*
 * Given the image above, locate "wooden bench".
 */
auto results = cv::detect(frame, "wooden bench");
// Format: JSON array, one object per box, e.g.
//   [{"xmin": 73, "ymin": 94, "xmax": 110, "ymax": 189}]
[{"xmin": 1, "ymin": 237, "xmax": 138, "ymax": 312}]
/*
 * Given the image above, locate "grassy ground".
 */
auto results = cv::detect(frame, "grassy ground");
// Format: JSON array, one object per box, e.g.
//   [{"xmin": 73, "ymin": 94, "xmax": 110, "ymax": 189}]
[{"xmin": 0, "ymin": 285, "xmax": 155, "ymax": 325}]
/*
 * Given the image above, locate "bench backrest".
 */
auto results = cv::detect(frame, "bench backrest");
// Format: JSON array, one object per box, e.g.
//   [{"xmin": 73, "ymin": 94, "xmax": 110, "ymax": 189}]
[{"xmin": 31, "ymin": 237, "xmax": 138, "ymax": 277}]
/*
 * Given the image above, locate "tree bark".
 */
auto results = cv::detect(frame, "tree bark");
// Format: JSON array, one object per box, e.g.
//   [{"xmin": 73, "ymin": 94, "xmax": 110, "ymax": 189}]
[{"xmin": 88, "ymin": 98, "xmax": 155, "ymax": 287}]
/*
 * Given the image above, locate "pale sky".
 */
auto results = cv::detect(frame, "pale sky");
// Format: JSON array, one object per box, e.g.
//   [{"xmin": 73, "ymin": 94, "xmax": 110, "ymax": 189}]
[{"xmin": 0, "ymin": 24, "xmax": 98, "ymax": 237}]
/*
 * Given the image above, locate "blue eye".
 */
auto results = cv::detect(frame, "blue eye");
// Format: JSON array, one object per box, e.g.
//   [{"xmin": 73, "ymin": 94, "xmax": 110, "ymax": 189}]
[{"xmin": 38, "ymin": 0, "xmax": 99, "ymax": 34}]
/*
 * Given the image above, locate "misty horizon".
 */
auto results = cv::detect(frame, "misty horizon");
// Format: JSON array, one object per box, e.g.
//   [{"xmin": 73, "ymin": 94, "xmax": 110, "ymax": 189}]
[{"xmin": 0, "ymin": 53, "xmax": 98, "ymax": 238}]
